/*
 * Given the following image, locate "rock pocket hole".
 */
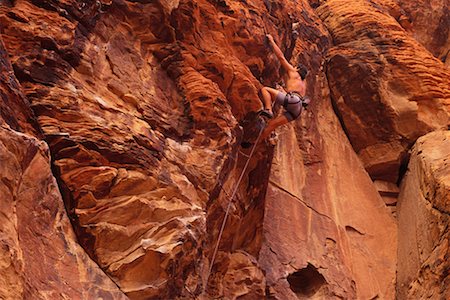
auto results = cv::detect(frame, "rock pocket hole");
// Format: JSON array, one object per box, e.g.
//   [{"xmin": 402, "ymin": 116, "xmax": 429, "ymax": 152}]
[{"xmin": 287, "ymin": 263, "xmax": 327, "ymax": 299}]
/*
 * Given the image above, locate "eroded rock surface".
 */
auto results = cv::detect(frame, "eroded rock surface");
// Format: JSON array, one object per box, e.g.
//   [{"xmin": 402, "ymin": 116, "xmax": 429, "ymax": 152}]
[
  {"xmin": 371, "ymin": 0, "xmax": 449, "ymax": 65},
  {"xmin": 260, "ymin": 64, "xmax": 397, "ymax": 300},
  {"xmin": 396, "ymin": 0, "xmax": 450, "ymax": 64},
  {"xmin": 1, "ymin": 0, "xmax": 448, "ymax": 299},
  {"xmin": 0, "ymin": 38, "xmax": 40, "ymax": 136},
  {"xmin": 0, "ymin": 125, "xmax": 128, "ymax": 300},
  {"xmin": 317, "ymin": 0, "xmax": 450, "ymax": 182},
  {"xmin": 0, "ymin": 34, "xmax": 127, "ymax": 300},
  {"xmin": 397, "ymin": 130, "xmax": 450, "ymax": 299},
  {"xmin": 1, "ymin": 0, "xmax": 266, "ymax": 298}
]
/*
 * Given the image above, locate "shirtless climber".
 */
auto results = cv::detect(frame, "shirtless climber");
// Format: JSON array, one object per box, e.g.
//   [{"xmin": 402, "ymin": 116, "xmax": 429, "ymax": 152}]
[{"xmin": 258, "ymin": 34, "xmax": 310, "ymax": 141}]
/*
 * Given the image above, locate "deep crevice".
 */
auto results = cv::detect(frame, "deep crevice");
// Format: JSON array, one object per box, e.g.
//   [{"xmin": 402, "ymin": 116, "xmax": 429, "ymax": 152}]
[
  {"xmin": 287, "ymin": 263, "xmax": 327, "ymax": 298},
  {"xmin": 323, "ymin": 59, "xmax": 355, "ymax": 152}
]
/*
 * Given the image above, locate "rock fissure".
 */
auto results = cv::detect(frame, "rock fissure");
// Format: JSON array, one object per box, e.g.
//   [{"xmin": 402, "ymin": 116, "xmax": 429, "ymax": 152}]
[{"xmin": 269, "ymin": 179, "xmax": 334, "ymax": 222}]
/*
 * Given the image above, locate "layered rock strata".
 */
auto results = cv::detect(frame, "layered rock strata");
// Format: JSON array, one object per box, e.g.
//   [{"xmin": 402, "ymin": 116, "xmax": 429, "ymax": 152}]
[
  {"xmin": 0, "ymin": 37, "xmax": 127, "ymax": 300},
  {"xmin": 0, "ymin": 125, "xmax": 128, "ymax": 300},
  {"xmin": 317, "ymin": 0, "xmax": 450, "ymax": 182},
  {"xmin": 369, "ymin": 0, "xmax": 449, "ymax": 64},
  {"xmin": 374, "ymin": 180, "xmax": 399, "ymax": 217},
  {"xmin": 0, "ymin": 38, "xmax": 40, "ymax": 136},
  {"xmin": 396, "ymin": 0, "xmax": 450, "ymax": 64},
  {"xmin": 1, "ymin": 0, "xmax": 264, "ymax": 297},
  {"xmin": 1, "ymin": 0, "xmax": 448, "ymax": 299},
  {"xmin": 397, "ymin": 130, "xmax": 450, "ymax": 299}
]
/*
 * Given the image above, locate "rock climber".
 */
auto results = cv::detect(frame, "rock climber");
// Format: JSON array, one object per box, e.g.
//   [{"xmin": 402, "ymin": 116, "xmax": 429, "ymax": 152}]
[{"xmin": 257, "ymin": 34, "xmax": 310, "ymax": 141}]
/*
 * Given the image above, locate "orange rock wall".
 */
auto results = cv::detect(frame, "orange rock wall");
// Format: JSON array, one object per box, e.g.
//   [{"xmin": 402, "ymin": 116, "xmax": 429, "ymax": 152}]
[
  {"xmin": 258, "ymin": 6, "xmax": 397, "ymax": 298},
  {"xmin": 0, "ymin": 0, "xmax": 448, "ymax": 299},
  {"xmin": 396, "ymin": 0, "xmax": 450, "ymax": 64},
  {"xmin": 0, "ymin": 35, "xmax": 126, "ymax": 300},
  {"xmin": 1, "ymin": 0, "xmax": 273, "ymax": 298},
  {"xmin": 317, "ymin": 0, "xmax": 450, "ymax": 182},
  {"xmin": 397, "ymin": 131, "xmax": 450, "ymax": 299},
  {"xmin": 260, "ymin": 83, "xmax": 397, "ymax": 299},
  {"xmin": 0, "ymin": 125, "xmax": 128, "ymax": 300}
]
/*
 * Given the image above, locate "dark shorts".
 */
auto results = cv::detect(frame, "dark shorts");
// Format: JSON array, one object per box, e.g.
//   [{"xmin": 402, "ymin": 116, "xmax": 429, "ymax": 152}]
[{"xmin": 275, "ymin": 91, "xmax": 303, "ymax": 121}]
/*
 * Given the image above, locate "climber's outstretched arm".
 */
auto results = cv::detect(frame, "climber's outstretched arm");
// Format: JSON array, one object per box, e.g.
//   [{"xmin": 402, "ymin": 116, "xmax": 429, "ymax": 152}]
[{"xmin": 266, "ymin": 34, "xmax": 296, "ymax": 73}]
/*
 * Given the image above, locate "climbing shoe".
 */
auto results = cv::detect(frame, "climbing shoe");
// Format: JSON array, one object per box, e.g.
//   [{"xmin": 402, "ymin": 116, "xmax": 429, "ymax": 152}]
[
  {"xmin": 258, "ymin": 109, "xmax": 273, "ymax": 119},
  {"xmin": 267, "ymin": 132, "xmax": 278, "ymax": 146}
]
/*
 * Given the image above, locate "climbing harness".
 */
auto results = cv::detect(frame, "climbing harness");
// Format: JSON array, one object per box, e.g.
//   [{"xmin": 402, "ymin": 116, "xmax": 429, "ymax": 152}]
[
  {"xmin": 282, "ymin": 91, "xmax": 310, "ymax": 120},
  {"xmin": 283, "ymin": 91, "xmax": 310, "ymax": 109},
  {"xmin": 202, "ymin": 122, "xmax": 266, "ymax": 294}
]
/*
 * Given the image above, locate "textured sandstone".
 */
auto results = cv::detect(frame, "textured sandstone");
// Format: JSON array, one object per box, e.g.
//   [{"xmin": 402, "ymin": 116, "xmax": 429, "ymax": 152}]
[
  {"xmin": 202, "ymin": 1, "xmax": 394, "ymax": 298},
  {"xmin": 3, "ymin": 0, "xmax": 448, "ymax": 299},
  {"xmin": 370, "ymin": 0, "xmax": 449, "ymax": 64},
  {"xmin": 317, "ymin": 0, "xmax": 450, "ymax": 182},
  {"xmin": 0, "ymin": 34, "xmax": 126, "ymax": 300},
  {"xmin": 0, "ymin": 38, "xmax": 40, "ymax": 136},
  {"xmin": 397, "ymin": 130, "xmax": 450, "ymax": 299},
  {"xmin": 259, "ymin": 71, "xmax": 397, "ymax": 299},
  {"xmin": 0, "ymin": 124, "xmax": 127, "ymax": 300},
  {"xmin": 1, "ymin": 0, "xmax": 264, "ymax": 297},
  {"xmin": 396, "ymin": 0, "xmax": 450, "ymax": 65}
]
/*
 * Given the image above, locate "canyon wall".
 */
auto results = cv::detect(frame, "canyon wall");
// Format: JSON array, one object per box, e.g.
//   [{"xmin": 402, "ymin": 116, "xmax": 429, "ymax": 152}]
[
  {"xmin": 0, "ymin": 36, "xmax": 126, "ymax": 300},
  {"xmin": 0, "ymin": 0, "xmax": 448, "ymax": 299},
  {"xmin": 318, "ymin": 0, "xmax": 450, "ymax": 182},
  {"xmin": 396, "ymin": 0, "xmax": 449, "ymax": 64}
]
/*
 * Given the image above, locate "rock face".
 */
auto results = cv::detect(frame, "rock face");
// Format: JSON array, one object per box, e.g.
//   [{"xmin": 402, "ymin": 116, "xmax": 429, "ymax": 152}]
[
  {"xmin": 0, "ymin": 0, "xmax": 448, "ymax": 299},
  {"xmin": 0, "ymin": 37, "xmax": 127, "ymax": 299},
  {"xmin": 396, "ymin": 0, "xmax": 450, "ymax": 64},
  {"xmin": 0, "ymin": 38, "xmax": 40, "ymax": 136},
  {"xmin": 0, "ymin": 125, "xmax": 128, "ymax": 300},
  {"xmin": 317, "ymin": 0, "xmax": 450, "ymax": 182},
  {"xmin": 260, "ymin": 78, "xmax": 397, "ymax": 299},
  {"xmin": 368, "ymin": 0, "xmax": 449, "ymax": 65},
  {"xmin": 257, "ymin": 8, "xmax": 397, "ymax": 298},
  {"xmin": 1, "ymin": 0, "xmax": 262, "ymax": 298},
  {"xmin": 397, "ymin": 130, "xmax": 450, "ymax": 299}
]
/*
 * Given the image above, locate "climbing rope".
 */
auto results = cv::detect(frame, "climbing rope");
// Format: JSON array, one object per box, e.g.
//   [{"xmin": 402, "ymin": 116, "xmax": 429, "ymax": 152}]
[{"xmin": 202, "ymin": 122, "xmax": 266, "ymax": 294}]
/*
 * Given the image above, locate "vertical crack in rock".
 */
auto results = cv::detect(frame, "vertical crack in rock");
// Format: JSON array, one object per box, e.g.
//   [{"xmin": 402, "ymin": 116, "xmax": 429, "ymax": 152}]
[
  {"xmin": 259, "ymin": 2, "xmax": 398, "ymax": 297},
  {"xmin": 2, "ymin": 0, "xmax": 281, "ymax": 298},
  {"xmin": 203, "ymin": 121, "xmax": 273, "ymax": 297}
]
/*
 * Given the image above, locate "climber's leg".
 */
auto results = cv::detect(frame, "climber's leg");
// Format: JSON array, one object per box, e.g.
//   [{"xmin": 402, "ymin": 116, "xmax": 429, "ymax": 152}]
[
  {"xmin": 260, "ymin": 87, "xmax": 283, "ymax": 117},
  {"xmin": 241, "ymin": 114, "xmax": 289, "ymax": 148},
  {"xmin": 260, "ymin": 114, "xmax": 289, "ymax": 141}
]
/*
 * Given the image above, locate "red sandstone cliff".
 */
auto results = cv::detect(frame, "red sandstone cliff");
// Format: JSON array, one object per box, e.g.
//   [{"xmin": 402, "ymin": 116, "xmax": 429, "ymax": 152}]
[{"xmin": 0, "ymin": 0, "xmax": 448, "ymax": 299}]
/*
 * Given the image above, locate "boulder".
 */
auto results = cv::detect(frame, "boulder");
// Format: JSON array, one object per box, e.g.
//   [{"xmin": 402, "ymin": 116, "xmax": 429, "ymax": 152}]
[
  {"xmin": 317, "ymin": 0, "xmax": 450, "ymax": 182},
  {"xmin": 397, "ymin": 130, "xmax": 450, "ymax": 299}
]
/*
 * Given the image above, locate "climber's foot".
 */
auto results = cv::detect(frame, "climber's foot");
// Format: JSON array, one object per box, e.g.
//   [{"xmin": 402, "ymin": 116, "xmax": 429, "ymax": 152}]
[
  {"xmin": 258, "ymin": 109, "xmax": 273, "ymax": 119},
  {"xmin": 267, "ymin": 132, "xmax": 278, "ymax": 146}
]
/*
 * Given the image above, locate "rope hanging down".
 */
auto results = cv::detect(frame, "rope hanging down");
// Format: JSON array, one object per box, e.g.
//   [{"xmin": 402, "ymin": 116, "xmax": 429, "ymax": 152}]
[{"xmin": 203, "ymin": 123, "xmax": 266, "ymax": 293}]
